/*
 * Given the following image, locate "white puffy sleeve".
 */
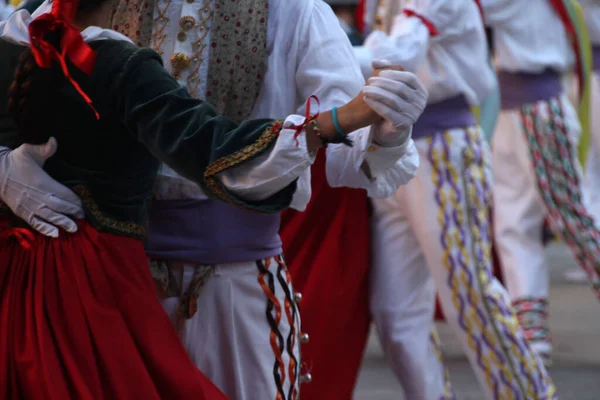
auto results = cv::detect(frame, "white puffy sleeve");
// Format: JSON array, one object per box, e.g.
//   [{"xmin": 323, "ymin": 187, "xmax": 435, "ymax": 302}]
[
  {"xmin": 216, "ymin": 115, "xmax": 316, "ymax": 211},
  {"xmin": 356, "ymin": 0, "xmax": 476, "ymax": 76},
  {"xmin": 293, "ymin": 0, "xmax": 419, "ymax": 200},
  {"xmin": 357, "ymin": 16, "xmax": 430, "ymax": 76},
  {"xmin": 480, "ymin": 0, "xmax": 520, "ymax": 27}
]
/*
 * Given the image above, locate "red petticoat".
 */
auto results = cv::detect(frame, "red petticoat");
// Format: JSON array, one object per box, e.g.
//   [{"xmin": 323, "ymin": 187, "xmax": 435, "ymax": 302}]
[{"xmin": 0, "ymin": 218, "xmax": 226, "ymax": 400}]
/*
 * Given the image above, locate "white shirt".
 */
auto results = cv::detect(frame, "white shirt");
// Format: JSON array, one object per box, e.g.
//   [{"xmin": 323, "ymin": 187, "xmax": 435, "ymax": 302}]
[
  {"xmin": 0, "ymin": 1, "xmax": 13, "ymax": 20},
  {"xmin": 1, "ymin": 0, "xmax": 419, "ymax": 210},
  {"xmin": 580, "ymin": 0, "xmax": 600, "ymax": 45},
  {"xmin": 354, "ymin": 0, "xmax": 496, "ymax": 105},
  {"xmin": 481, "ymin": 0, "xmax": 574, "ymax": 73},
  {"xmin": 149, "ymin": 0, "xmax": 418, "ymax": 207}
]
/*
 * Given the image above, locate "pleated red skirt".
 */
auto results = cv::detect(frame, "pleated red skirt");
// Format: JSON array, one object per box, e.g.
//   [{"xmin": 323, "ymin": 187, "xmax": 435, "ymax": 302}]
[{"xmin": 0, "ymin": 217, "xmax": 227, "ymax": 400}]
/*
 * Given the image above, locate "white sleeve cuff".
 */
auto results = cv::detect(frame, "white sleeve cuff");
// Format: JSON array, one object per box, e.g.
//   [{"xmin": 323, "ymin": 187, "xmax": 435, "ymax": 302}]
[
  {"xmin": 365, "ymin": 139, "xmax": 419, "ymax": 198},
  {"xmin": 364, "ymin": 133, "xmax": 412, "ymax": 177},
  {"xmin": 216, "ymin": 115, "xmax": 316, "ymax": 202}
]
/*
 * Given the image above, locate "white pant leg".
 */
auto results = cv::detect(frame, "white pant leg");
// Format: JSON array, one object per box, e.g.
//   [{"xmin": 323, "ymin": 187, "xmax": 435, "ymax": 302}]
[
  {"xmin": 492, "ymin": 109, "xmax": 548, "ymax": 306},
  {"xmin": 493, "ymin": 96, "xmax": 592, "ymax": 356},
  {"xmin": 160, "ymin": 258, "xmax": 302, "ymax": 400},
  {"xmin": 416, "ymin": 129, "xmax": 554, "ymax": 399},
  {"xmin": 370, "ymin": 174, "xmax": 451, "ymax": 400},
  {"xmin": 492, "ymin": 105, "xmax": 551, "ymax": 358}
]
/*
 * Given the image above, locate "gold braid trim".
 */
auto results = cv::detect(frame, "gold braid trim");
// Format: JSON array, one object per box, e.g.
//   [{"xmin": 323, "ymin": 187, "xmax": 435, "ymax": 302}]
[
  {"xmin": 0, "ymin": 187, "xmax": 148, "ymax": 239},
  {"xmin": 203, "ymin": 121, "xmax": 283, "ymax": 212},
  {"xmin": 72, "ymin": 186, "xmax": 148, "ymax": 239}
]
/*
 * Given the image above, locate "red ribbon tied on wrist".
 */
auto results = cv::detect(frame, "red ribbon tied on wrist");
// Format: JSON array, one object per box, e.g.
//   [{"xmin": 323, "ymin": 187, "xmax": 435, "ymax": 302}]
[
  {"xmin": 289, "ymin": 95, "xmax": 321, "ymax": 147},
  {"xmin": 28, "ymin": 0, "xmax": 99, "ymax": 119}
]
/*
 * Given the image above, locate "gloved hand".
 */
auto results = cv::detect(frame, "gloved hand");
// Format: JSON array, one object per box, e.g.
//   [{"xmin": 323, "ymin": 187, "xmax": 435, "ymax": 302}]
[
  {"xmin": 363, "ymin": 59, "xmax": 428, "ymax": 146},
  {"xmin": 0, "ymin": 138, "xmax": 84, "ymax": 237}
]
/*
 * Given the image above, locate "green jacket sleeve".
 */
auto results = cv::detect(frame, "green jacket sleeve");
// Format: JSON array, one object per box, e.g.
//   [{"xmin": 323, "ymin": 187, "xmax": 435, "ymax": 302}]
[{"xmin": 101, "ymin": 41, "xmax": 296, "ymax": 213}]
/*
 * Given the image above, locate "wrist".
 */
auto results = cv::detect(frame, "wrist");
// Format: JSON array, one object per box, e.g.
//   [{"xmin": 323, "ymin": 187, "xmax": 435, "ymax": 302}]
[
  {"xmin": 373, "ymin": 123, "xmax": 411, "ymax": 148},
  {"xmin": 335, "ymin": 102, "xmax": 369, "ymax": 133},
  {"xmin": 305, "ymin": 122, "xmax": 326, "ymax": 153},
  {"xmin": 319, "ymin": 100, "xmax": 376, "ymax": 140}
]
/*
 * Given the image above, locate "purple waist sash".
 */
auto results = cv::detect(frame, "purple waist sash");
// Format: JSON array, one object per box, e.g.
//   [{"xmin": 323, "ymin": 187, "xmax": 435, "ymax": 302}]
[
  {"xmin": 412, "ymin": 95, "xmax": 476, "ymax": 140},
  {"xmin": 498, "ymin": 69, "xmax": 562, "ymax": 110},
  {"xmin": 145, "ymin": 199, "xmax": 282, "ymax": 265},
  {"xmin": 593, "ymin": 46, "xmax": 600, "ymax": 72}
]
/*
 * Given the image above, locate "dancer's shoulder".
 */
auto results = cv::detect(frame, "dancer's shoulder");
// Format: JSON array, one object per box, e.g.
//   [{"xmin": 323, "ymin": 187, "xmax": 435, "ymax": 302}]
[
  {"xmin": 91, "ymin": 40, "xmax": 162, "ymax": 66},
  {"xmin": 267, "ymin": 0, "xmax": 315, "ymax": 24},
  {"xmin": 89, "ymin": 40, "xmax": 163, "ymax": 84}
]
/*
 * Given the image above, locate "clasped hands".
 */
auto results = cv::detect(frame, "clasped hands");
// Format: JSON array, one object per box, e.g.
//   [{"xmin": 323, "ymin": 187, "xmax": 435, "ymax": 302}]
[{"xmin": 313, "ymin": 59, "xmax": 428, "ymax": 148}]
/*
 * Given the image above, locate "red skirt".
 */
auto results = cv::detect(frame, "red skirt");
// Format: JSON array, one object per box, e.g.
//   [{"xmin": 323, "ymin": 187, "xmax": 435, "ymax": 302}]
[
  {"xmin": 281, "ymin": 153, "xmax": 371, "ymax": 400},
  {"xmin": 0, "ymin": 218, "xmax": 227, "ymax": 400}
]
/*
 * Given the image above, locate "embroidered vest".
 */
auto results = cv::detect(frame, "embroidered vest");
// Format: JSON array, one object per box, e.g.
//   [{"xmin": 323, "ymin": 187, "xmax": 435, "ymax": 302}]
[{"xmin": 109, "ymin": 0, "xmax": 268, "ymax": 122}]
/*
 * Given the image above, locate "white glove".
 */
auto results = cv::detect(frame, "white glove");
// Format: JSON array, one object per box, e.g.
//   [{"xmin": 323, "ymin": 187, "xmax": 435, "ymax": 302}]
[
  {"xmin": 362, "ymin": 60, "xmax": 428, "ymax": 146},
  {"xmin": 0, "ymin": 138, "xmax": 84, "ymax": 238}
]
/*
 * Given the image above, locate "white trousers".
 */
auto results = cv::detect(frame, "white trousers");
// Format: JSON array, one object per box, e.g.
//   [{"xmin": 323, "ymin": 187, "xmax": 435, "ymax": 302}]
[
  {"xmin": 492, "ymin": 95, "xmax": 592, "ymax": 357},
  {"xmin": 371, "ymin": 127, "xmax": 556, "ymax": 400},
  {"xmin": 155, "ymin": 257, "xmax": 303, "ymax": 400}
]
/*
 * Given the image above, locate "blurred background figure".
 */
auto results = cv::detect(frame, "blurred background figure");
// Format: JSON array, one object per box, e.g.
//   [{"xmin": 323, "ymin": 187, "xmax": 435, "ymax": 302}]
[
  {"xmin": 483, "ymin": 0, "xmax": 599, "ymax": 366},
  {"xmin": 354, "ymin": 0, "xmax": 554, "ymax": 398},
  {"xmin": 325, "ymin": 0, "xmax": 364, "ymax": 45}
]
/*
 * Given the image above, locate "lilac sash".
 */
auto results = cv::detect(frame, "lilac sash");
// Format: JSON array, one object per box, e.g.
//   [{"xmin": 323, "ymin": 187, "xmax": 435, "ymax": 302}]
[
  {"xmin": 497, "ymin": 69, "xmax": 562, "ymax": 110},
  {"xmin": 145, "ymin": 199, "xmax": 282, "ymax": 265},
  {"xmin": 412, "ymin": 95, "xmax": 476, "ymax": 140}
]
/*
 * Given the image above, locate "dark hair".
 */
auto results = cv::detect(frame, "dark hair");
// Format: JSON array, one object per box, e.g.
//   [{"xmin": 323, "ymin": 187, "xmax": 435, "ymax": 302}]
[
  {"xmin": 7, "ymin": 0, "xmax": 111, "ymax": 143},
  {"xmin": 7, "ymin": 49, "xmax": 51, "ymax": 144}
]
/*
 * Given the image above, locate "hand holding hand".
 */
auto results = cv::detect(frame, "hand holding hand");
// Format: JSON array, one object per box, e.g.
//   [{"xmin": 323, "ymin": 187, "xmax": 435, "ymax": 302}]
[
  {"xmin": 362, "ymin": 60, "xmax": 428, "ymax": 146},
  {"xmin": 0, "ymin": 138, "xmax": 84, "ymax": 237},
  {"xmin": 308, "ymin": 61, "xmax": 425, "ymax": 149}
]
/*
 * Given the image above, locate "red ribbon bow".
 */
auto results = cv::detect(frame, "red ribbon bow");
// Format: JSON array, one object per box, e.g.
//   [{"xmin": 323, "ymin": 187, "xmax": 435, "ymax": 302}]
[
  {"xmin": 290, "ymin": 95, "xmax": 321, "ymax": 147},
  {"xmin": 28, "ymin": 0, "xmax": 99, "ymax": 119}
]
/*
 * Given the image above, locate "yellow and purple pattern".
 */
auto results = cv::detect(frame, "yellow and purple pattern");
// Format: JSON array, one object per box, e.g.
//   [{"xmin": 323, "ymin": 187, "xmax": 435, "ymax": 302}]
[{"xmin": 427, "ymin": 128, "xmax": 557, "ymax": 400}]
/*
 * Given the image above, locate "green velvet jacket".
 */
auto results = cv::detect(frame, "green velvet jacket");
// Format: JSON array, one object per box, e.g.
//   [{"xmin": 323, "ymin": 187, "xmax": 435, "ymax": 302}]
[{"xmin": 0, "ymin": 39, "xmax": 296, "ymax": 238}]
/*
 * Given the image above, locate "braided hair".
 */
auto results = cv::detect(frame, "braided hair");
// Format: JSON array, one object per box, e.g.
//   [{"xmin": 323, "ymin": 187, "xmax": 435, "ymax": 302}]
[
  {"xmin": 7, "ymin": 0, "xmax": 112, "ymax": 144},
  {"xmin": 7, "ymin": 48, "xmax": 52, "ymax": 144}
]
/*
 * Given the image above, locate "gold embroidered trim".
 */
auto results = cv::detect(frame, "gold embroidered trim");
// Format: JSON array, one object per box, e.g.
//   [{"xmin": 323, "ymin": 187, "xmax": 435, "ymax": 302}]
[
  {"xmin": 72, "ymin": 186, "xmax": 148, "ymax": 239},
  {"xmin": 0, "ymin": 186, "xmax": 148, "ymax": 238},
  {"xmin": 203, "ymin": 121, "xmax": 283, "ymax": 211}
]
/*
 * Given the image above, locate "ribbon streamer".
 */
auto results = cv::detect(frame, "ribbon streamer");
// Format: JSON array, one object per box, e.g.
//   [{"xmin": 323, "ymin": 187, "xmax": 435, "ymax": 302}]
[
  {"xmin": 28, "ymin": 0, "xmax": 99, "ymax": 119},
  {"xmin": 403, "ymin": 9, "xmax": 439, "ymax": 37}
]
